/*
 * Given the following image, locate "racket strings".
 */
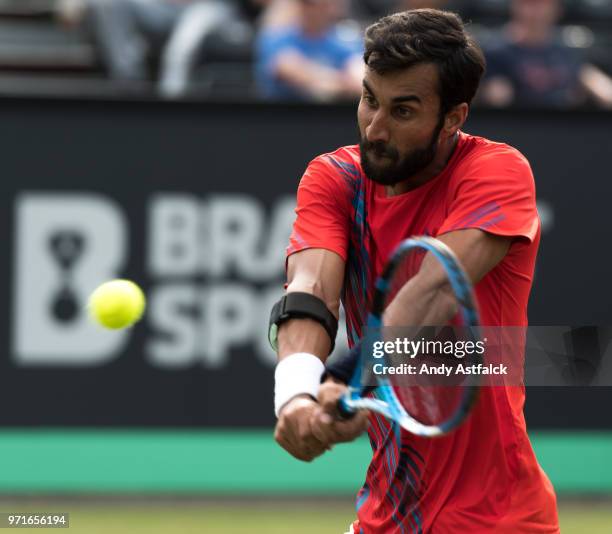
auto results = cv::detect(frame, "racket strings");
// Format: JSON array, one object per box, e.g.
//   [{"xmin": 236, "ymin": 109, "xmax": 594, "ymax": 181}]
[{"xmin": 382, "ymin": 248, "xmax": 469, "ymax": 428}]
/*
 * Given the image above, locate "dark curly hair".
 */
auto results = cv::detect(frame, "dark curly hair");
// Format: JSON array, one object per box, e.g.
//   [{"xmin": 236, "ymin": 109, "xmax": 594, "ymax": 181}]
[{"xmin": 364, "ymin": 9, "xmax": 486, "ymax": 115}]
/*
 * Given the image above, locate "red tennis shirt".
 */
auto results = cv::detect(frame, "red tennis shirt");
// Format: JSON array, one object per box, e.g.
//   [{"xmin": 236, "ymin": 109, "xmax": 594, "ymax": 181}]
[{"xmin": 287, "ymin": 132, "xmax": 559, "ymax": 533}]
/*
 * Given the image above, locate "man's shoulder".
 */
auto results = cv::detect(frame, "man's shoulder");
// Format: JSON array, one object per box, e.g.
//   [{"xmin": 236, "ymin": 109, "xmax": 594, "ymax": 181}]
[
  {"xmin": 310, "ymin": 145, "xmax": 362, "ymax": 174},
  {"xmin": 457, "ymin": 132, "xmax": 531, "ymax": 170},
  {"xmin": 302, "ymin": 145, "xmax": 364, "ymax": 196}
]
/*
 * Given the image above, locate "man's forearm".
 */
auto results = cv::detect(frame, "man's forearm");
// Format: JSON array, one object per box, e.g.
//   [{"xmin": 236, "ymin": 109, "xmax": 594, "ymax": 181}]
[
  {"xmin": 278, "ymin": 250, "xmax": 344, "ymax": 360},
  {"xmin": 277, "ymin": 318, "xmax": 332, "ymax": 361},
  {"xmin": 384, "ymin": 262, "xmax": 458, "ymax": 328},
  {"xmin": 385, "ymin": 281, "xmax": 458, "ymax": 327},
  {"xmin": 272, "ymin": 249, "xmax": 345, "ymax": 415}
]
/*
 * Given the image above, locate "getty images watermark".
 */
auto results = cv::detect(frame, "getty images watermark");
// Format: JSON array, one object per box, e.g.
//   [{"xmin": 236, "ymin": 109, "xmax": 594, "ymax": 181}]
[
  {"xmin": 357, "ymin": 326, "xmax": 612, "ymax": 387},
  {"xmin": 371, "ymin": 336, "xmax": 503, "ymax": 378}
]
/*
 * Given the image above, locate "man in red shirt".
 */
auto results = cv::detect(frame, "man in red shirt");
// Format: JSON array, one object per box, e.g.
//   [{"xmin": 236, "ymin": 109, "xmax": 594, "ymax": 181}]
[{"xmin": 271, "ymin": 9, "xmax": 559, "ymax": 533}]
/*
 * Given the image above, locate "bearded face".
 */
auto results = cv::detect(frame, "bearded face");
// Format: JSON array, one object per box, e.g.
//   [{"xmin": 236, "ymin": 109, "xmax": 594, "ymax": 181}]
[
  {"xmin": 357, "ymin": 64, "xmax": 450, "ymax": 188},
  {"xmin": 359, "ymin": 114, "xmax": 444, "ymax": 186}
]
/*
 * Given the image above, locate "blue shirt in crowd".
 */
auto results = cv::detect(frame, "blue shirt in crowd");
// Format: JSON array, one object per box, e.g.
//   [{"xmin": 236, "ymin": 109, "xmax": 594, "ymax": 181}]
[
  {"xmin": 256, "ymin": 24, "xmax": 363, "ymax": 100},
  {"xmin": 485, "ymin": 33, "xmax": 585, "ymax": 108}
]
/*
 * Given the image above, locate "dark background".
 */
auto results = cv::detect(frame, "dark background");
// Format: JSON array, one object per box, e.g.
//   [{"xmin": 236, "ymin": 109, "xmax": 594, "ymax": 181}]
[{"xmin": 1, "ymin": 98, "xmax": 610, "ymax": 428}]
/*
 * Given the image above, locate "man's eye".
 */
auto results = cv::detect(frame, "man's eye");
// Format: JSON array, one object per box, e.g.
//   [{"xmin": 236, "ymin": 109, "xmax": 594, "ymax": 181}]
[
  {"xmin": 363, "ymin": 94, "xmax": 376, "ymax": 106},
  {"xmin": 395, "ymin": 107, "xmax": 412, "ymax": 118}
]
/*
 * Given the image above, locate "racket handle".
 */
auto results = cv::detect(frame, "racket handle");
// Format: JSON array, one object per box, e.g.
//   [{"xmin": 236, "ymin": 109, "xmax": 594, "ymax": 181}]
[{"xmin": 335, "ymin": 397, "xmax": 356, "ymax": 420}]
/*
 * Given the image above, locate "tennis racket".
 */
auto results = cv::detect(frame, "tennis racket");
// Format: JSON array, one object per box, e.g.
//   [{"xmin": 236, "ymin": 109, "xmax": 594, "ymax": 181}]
[{"xmin": 336, "ymin": 236, "xmax": 481, "ymax": 437}]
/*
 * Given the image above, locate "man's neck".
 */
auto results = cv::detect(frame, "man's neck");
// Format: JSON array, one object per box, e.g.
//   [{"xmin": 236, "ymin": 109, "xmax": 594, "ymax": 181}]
[{"xmin": 385, "ymin": 133, "xmax": 459, "ymax": 197}]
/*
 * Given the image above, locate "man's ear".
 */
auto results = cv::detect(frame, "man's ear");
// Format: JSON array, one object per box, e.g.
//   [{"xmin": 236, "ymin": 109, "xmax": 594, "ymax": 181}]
[{"xmin": 443, "ymin": 103, "xmax": 469, "ymax": 137}]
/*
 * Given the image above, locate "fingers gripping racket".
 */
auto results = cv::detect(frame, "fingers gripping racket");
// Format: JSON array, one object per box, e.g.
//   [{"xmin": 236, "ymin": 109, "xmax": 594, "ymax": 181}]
[{"xmin": 336, "ymin": 236, "xmax": 481, "ymax": 437}]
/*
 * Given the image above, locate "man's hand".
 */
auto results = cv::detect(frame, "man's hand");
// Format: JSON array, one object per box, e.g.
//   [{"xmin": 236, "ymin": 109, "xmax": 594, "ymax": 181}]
[
  {"xmin": 274, "ymin": 383, "xmax": 368, "ymax": 461},
  {"xmin": 274, "ymin": 395, "xmax": 330, "ymax": 462},
  {"xmin": 310, "ymin": 380, "xmax": 369, "ymax": 445}
]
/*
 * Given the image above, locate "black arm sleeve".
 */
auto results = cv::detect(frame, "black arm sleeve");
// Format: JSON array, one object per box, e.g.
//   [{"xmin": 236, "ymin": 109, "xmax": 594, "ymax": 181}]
[{"xmin": 323, "ymin": 343, "xmax": 361, "ymax": 384}]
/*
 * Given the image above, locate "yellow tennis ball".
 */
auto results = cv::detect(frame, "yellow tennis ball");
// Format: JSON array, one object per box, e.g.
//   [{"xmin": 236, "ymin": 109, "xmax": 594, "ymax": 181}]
[{"xmin": 88, "ymin": 279, "xmax": 146, "ymax": 329}]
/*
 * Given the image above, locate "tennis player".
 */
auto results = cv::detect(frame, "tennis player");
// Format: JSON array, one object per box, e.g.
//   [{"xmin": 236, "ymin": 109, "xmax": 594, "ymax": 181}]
[{"xmin": 269, "ymin": 9, "xmax": 559, "ymax": 533}]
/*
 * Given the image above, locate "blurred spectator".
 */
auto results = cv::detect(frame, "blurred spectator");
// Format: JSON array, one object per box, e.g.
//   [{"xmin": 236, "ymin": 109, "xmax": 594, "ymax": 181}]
[
  {"xmin": 349, "ymin": 0, "xmax": 396, "ymax": 19},
  {"xmin": 59, "ymin": 0, "xmax": 269, "ymax": 98},
  {"xmin": 58, "ymin": 0, "xmax": 88, "ymax": 25},
  {"xmin": 480, "ymin": 0, "xmax": 612, "ymax": 108},
  {"xmin": 259, "ymin": 0, "xmax": 299, "ymax": 28},
  {"xmin": 350, "ymin": 0, "xmax": 458, "ymax": 19},
  {"xmin": 255, "ymin": 0, "xmax": 364, "ymax": 101},
  {"xmin": 395, "ymin": 0, "xmax": 450, "ymax": 10}
]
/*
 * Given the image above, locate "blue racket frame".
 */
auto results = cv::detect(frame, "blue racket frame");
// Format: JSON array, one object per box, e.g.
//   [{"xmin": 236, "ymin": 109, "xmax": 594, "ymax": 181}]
[{"xmin": 338, "ymin": 236, "xmax": 481, "ymax": 437}]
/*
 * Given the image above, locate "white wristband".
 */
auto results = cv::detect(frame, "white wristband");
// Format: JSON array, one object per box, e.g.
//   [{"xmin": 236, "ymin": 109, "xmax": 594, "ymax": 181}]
[{"xmin": 274, "ymin": 352, "xmax": 325, "ymax": 417}]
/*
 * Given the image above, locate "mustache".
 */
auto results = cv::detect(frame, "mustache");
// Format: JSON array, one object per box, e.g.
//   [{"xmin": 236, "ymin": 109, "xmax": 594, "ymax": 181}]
[{"xmin": 361, "ymin": 139, "xmax": 399, "ymax": 160}]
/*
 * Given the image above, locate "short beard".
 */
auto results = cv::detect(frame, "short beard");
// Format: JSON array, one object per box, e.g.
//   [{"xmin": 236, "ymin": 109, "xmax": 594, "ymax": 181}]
[{"xmin": 359, "ymin": 115, "xmax": 445, "ymax": 187}]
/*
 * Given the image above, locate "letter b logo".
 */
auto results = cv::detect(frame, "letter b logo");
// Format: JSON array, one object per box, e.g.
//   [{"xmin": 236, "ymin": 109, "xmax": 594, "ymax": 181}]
[{"xmin": 12, "ymin": 193, "xmax": 129, "ymax": 366}]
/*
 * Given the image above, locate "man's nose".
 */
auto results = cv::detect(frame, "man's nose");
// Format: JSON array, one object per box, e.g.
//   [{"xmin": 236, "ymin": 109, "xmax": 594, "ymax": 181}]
[{"xmin": 365, "ymin": 110, "xmax": 390, "ymax": 145}]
